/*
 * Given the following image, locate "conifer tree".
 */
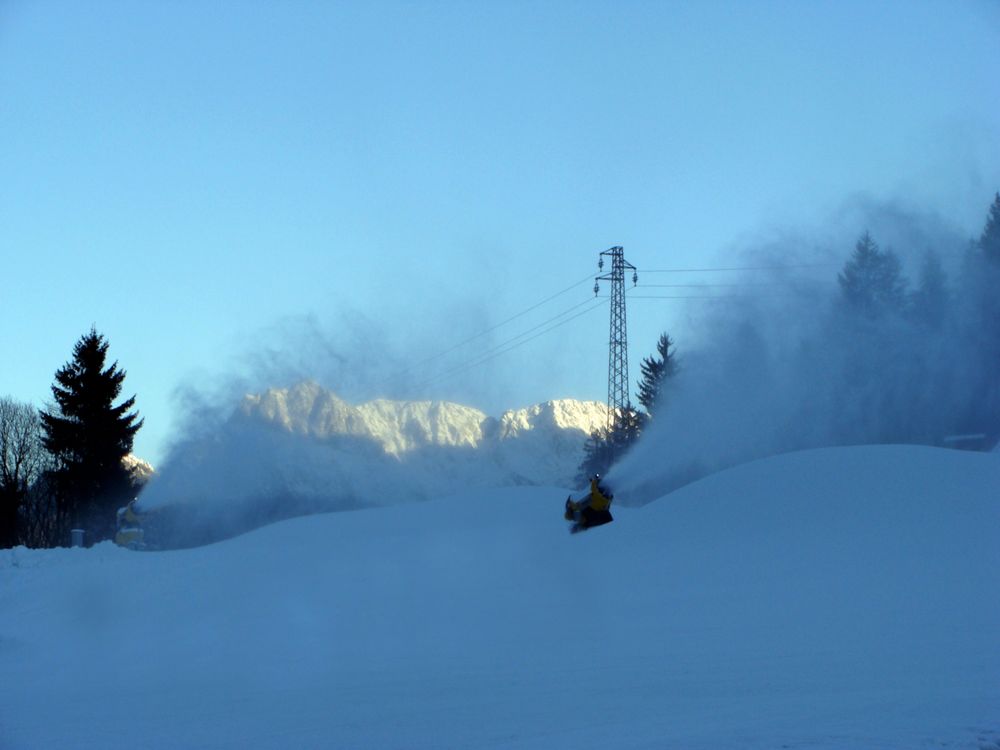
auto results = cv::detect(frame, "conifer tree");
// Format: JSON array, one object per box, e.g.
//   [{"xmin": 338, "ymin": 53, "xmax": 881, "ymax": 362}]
[
  {"xmin": 577, "ymin": 427, "xmax": 613, "ymax": 484},
  {"xmin": 980, "ymin": 192, "xmax": 1000, "ymax": 262},
  {"xmin": 576, "ymin": 405, "xmax": 643, "ymax": 484},
  {"xmin": 838, "ymin": 232, "xmax": 907, "ymax": 318},
  {"xmin": 637, "ymin": 333, "xmax": 677, "ymax": 419},
  {"xmin": 970, "ymin": 192, "xmax": 1000, "ymax": 437},
  {"xmin": 909, "ymin": 251, "xmax": 949, "ymax": 328},
  {"xmin": 610, "ymin": 405, "xmax": 643, "ymax": 454},
  {"xmin": 40, "ymin": 328, "xmax": 143, "ymax": 544}
]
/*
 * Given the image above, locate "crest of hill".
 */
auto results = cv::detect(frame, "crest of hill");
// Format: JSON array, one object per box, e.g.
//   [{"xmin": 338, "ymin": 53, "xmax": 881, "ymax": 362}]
[
  {"xmin": 133, "ymin": 383, "xmax": 608, "ymax": 544},
  {"xmin": 239, "ymin": 381, "xmax": 608, "ymax": 460},
  {"xmin": 3, "ymin": 445, "xmax": 997, "ymax": 749}
]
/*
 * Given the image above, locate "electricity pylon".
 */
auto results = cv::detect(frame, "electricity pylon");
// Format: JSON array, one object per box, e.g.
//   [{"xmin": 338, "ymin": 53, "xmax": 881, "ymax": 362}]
[{"xmin": 594, "ymin": 246, "xmax": 637, "ymax": 437}]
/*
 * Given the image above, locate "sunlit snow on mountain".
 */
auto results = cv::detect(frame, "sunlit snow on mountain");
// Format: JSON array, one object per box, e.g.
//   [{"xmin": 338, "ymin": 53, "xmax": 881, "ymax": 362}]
[{"xmin": 138, "ymin": 382, "xmax": 609, "ymax": 546}]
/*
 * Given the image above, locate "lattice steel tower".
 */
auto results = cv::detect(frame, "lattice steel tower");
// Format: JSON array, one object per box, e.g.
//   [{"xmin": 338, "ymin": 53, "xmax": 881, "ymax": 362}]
[{"xmin": 595, "ymin": 246, "xmax": 637, "ymax": 433}]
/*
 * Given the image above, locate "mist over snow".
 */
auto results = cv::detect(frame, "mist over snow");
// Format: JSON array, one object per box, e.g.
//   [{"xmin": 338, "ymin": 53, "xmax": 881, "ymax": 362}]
[
  {"xmin": 139, "ymin": 380, "xmax": 608, "ymax": 546},
  {"xmin": 134, "ymin": 194, "xmax": 1000, "ymax": 538},
  {"xmin": 4, "ymin": 445, "xmax": 998, "ymax": 748},
  {"xmin": 4, "ymin": 1, "xmax": 998, "ymax": 744},
  {"xmin": 129, "ymin": 272, "xmax": 615, "ymax": 546},
  {"xmin": 611, "ymin": 197, "xmax": 1000, "ymax": 503},
  {"xmin": 231, "ymin": 298, "xmax": 595, "ymax": 418}
]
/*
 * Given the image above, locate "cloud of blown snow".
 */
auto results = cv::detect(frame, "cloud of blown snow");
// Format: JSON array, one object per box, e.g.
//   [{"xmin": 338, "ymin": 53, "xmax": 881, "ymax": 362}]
[
  {"xmin": 134, "ymin": 307, "xmax": 470, "ymax": 540},
  {"xmin": 135, "ymin": 298, "xmax": 602, "ymax": 545},
  {"xmin": 607, "ymin": 195, "xmax": 1000, "ymax": 505},
  {"xmin": 138, "ymin": 192, "xmax": 1000, "ymax": 539}
]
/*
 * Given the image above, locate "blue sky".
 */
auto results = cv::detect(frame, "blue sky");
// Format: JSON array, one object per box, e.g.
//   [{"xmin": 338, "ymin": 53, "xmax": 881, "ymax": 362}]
[{"xmin": 2, "ymin": 0, "xmax": 999, "ymax": 464}]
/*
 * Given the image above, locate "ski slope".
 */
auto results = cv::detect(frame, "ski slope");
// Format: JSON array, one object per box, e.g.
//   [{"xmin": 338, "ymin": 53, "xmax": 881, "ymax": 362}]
[{"xmin": 1, "ymin": 445, "xmax": 998, "ymax": 749}]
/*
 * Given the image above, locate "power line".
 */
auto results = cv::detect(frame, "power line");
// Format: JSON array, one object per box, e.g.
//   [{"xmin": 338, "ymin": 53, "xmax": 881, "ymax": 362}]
[
  {"xmin": 638, "ymin": 263, "xmax": 839, "ymax": 273},
  {"xmin": 416, "ymin": 296, "xmax": 601, "ymax": 387},
  {"xmin": 413, "ymin": 272, "xmax": 596, "ymax": 368},
  {"xmin": 391, "ymin": 258, "xmax": 845, "ymax": 395},
  {"xmin": 409, "ymin": 261, "xmax": 832, "ymax": 391},
  {"xmin": 636, "ymin": 281, "xmax": 833, "ymax": 288},
  {"xmin": 625, "ymin": 294, "xmax": 811, "ymax": 300},
  {"xmin": 415, "ymin": 297, "xmax": 608, "ymax": 389},
  {"xmin": 381, "ymin": 271, "xmax": 597, "ymax": 391},
  {"xmin": 471, "ymin": 295, "xmax": 597, "ymax": 356}
]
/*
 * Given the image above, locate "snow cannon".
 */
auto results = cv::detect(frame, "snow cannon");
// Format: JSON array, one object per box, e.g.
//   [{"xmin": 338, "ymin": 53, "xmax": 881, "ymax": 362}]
[
  {"xmin": 564, "ymin": 475, "xmax": 614, "ymax": 534},
  {"xmin": 114, "ymin": 499, "xmax": 160, "ymax": 550}
]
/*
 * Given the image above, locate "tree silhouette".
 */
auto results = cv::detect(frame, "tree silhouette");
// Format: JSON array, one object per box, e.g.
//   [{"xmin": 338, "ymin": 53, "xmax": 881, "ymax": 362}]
[
  {"xmin": 0, "ymin": 397, "xmax": 45, "ymax": 548},
  {"xmin": 980, "ymin": 192, "xmax": 1000, "ymax": 262},
  {"xmin": 637, "ymin": 333, "xmax": 677, "ymax": 420},
  {"xmin": 838, "ymin": 232, "xmax": 907, "ymax": 318},
  {"xmin": 40, "ymin": 328, "xmax": 143, "ymax": 544},
  {"xmin": 909, "ymin": 251, "xmax": 949, "ymax": 329}
]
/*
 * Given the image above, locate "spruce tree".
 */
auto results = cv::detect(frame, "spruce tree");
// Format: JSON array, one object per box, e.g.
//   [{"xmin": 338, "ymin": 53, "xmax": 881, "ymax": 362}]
[
  {"xmin": 575, "ymin": 405, "xmax": 643, "ymax": 485},
  {"xmin": 637, "ymin": 333, "xmax": 677, "ymax": 419},
  {"xmin": 980, "ymin": 192, "xmax": 1000, "ymax": 262},
  {"xmin": 837, "ymin": 231, "xmax": 908, "ymax": 318},
  {"xmin": 610, "ymin": 405, "xmax": 643, "ymax": 454},
  {"xmin": 972, "ymin": 192, "xmax": 1000, "ymax": 436},
  {"xmin": 909, "ymin": 251, "xmax": 949, "ymax": 328},
  {"xmin": 40, "ymin": 328, "xmax": 143, "ymax": 544},
  {"xmin": 577, "ymin": 427, "xmax": 613, "ymax": 485}
]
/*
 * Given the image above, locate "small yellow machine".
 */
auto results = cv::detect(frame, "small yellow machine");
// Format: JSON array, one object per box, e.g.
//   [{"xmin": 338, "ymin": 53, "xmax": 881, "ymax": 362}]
[
  {"xmin": 115, "ymin": 500, "xmax": 152, "ymax": 550},
  {"xmin": 564, "ymin": 475, "xmax": 614, "ymax": 534}
]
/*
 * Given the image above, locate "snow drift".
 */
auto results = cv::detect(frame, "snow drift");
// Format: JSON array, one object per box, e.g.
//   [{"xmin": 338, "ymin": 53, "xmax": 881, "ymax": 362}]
[{"xmin": 1, "ymin": 444, "xmax": 997, "ymax": 749}]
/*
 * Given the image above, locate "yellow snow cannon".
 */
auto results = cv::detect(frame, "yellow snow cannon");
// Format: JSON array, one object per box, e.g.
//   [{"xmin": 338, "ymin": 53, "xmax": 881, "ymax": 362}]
[
  {"xmin": 564, "ymin": 475, "xmax": 614, "ymax": 534},
  {"xmin": 115, "ymin": 500, "xmax": 152, "ymax": 550}
]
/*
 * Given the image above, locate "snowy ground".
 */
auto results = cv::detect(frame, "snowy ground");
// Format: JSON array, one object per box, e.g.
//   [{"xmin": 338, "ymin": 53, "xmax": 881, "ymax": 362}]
[{"xmin": 2, "ymin": 445, "xmax": 998, "ymax": 749}]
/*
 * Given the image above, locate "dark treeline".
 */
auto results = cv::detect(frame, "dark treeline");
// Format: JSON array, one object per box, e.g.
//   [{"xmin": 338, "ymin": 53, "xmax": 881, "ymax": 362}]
[
  {"xmin": 593, "ymin": 193, "xmax": 1000, "ymax": 497},
  {"xmin": 578, "ymin": 333, "xmax": 678, "ymax": 482},
  {"xmin": 1, "ymin": 328, "xmax": 143, "ymax": 548}
]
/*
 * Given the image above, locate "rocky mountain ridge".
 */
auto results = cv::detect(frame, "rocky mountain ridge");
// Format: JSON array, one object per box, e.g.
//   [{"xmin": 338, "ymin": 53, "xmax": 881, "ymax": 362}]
[
  {"xmin": 238, "ymin": 381, "xmax": 609, "ymax": 486},
  {"xmin": 136, "ymin": 382, "xmax": 611, "ymax": 545}
]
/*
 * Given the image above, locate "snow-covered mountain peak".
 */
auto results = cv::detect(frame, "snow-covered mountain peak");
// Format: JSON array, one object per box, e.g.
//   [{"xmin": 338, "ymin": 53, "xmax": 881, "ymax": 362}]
[
  {"xmin": 240, "ymin": 381, "xmax": 354, "ymax": 436},
  {"xmin": 353, "ymin": 398, "xmax": 488, "ymax": 455},
  {"xmin": 235, "ymin": 382, "xmax": 608, "ymax": 487},
  {"xmin": 498, "ymin": 398, "xmax": 607, "ymax": 439},
  {"xmin": 240, "ymin": 382, "xmax": 491, "ymax": 455}
]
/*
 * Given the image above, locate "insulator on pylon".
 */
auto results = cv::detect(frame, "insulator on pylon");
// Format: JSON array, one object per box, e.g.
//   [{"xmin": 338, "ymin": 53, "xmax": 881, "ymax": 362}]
[
  {"xmin": 632, "ymin": 271, "xmax": 638, "ymax": 286},
  {"xmin": 598, "ymin": 258, "xmax": 604, "ymax": 271},
  {"xmin": 593, "ymin": 281, "xmax": 600, "ymax": 296}
]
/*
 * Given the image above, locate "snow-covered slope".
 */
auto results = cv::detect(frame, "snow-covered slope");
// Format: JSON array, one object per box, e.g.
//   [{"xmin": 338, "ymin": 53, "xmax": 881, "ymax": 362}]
[
  {"xmin": 138, "ymin": 385, "xmax": 608, "ymax": 546},
  {"xmin": 2, "ymin": 445, "xmax": 997, "ymax": 749}
]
